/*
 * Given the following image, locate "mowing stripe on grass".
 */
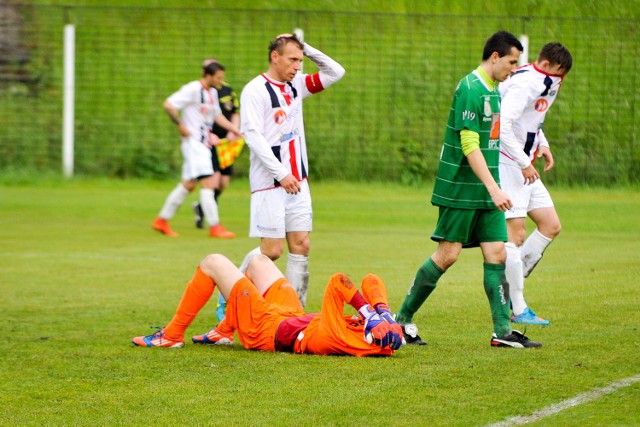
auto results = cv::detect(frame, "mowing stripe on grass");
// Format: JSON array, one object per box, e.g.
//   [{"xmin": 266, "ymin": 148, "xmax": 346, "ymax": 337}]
[
  {"xmin": 2, "ymin": 252, "xmax": 165, "ymax": 262},
  {"xmin": 487, "ymin": 374, "xmax": 640, "ymax": 426}
]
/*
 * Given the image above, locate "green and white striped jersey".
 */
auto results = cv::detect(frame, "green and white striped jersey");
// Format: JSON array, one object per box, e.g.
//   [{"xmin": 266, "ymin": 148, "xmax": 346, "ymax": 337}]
[{"xmin": 431, "ymin": 67, "xmax": 502, "ymax": 209}]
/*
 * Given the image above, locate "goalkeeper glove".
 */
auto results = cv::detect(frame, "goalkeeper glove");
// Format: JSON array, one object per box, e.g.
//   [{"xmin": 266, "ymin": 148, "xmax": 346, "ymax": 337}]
[
  {"xmin": 364, "ymin": 312, "xmax": 393, "ymax": 348},
  {"xmin": 375, "ymin": 307, "xmax": 403, "ymax": 350}
]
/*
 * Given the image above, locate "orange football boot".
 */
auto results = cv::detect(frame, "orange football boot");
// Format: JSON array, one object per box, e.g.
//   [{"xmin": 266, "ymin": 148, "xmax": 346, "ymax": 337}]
[{"xmin": 152, "ymin": 217, "xmax": 179, "ymax": 237}]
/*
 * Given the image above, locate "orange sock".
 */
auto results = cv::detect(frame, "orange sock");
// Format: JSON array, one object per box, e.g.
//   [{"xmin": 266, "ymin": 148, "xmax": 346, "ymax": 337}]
[
  {"xmin": 163, "ymin": 267, "xmax": 215, "ymax": 340},
  {"xmin": 361, "ymin": 274, "xmax": 389, "ymax": 308},
  {"xmin": 215, "ymin": 317, "xmax": 234, "ymax": 335}
]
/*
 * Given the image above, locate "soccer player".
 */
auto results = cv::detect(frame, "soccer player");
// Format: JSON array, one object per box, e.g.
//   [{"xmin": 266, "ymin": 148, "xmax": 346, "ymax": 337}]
[
  {"xmin": 151, "ymin": 61, "xmax": 242, "ymax": 238},
  {"xmin": 499, "ymin": 42, "xmax": 573, "ymax": 325},
  {"xmin": 190, "ymin": 58, "xmax": 243, "ymax": 317},
  {"xmin": 395, "ymin": 31, "xmax": 542, "ymax": 348},
  {"xmin": 192, "ymin": 58, "xmax": 243, "ymax": 234},
  {"xmin": 237, "ymin": 34, "xmax": 345, "ymax": 307},
  {"xmin": 131, "ymin": 254, "xmax": 403, "ymax": 357}
]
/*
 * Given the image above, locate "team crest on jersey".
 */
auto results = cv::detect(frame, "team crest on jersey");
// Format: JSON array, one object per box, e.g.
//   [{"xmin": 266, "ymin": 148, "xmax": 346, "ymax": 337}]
[
  {"xmin": 534, "ymin": 98, "xmax": 549, "ymax": 112},
  {"xmin": 484, "ymin": 98, "xmax": 492, "ymax": 117},
  {"xmin": 274, "ymin": 109, "xmax": 287, "ymax": 125},
  {"xmin": 223, "ymin": 100, "xmax": 234, "ymax": 111}
]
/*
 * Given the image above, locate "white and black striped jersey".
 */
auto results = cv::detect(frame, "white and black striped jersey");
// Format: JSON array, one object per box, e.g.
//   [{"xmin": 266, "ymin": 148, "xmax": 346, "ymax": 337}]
[
  {"xmin": 499, "ymin": 63, "xmax": 565, "ymax": 168},
  {"xmin": 240, "ymin": 43, "xmax": 345, "ymax": 192}
]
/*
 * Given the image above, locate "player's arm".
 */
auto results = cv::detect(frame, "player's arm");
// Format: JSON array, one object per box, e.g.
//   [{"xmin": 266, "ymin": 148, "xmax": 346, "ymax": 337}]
[
  {"xmin": 301, "ymin": 43, "xmax": 346, "ymax": 94},
  {"xmin": 225, "ymin": 112, "xmax": 241, "ymax": 141},
  {"xmin": 462, "ymin": 129, "xmax": 512, "ymax": 211},
  {"xmin": 241, "ymin": 90, "xmax": 299, "ymax": 193},
  {"xmin": 163, "ymin": 100, "xmax": 189, "ymax": 137},
  {"xmin": 500, "ymin": 84, "xmax": 539, "ymax": 184},
  {"xmin": 224, "ymin": 88, "xmax": 242, "ymax": 141},
  {"xmin": 244, "ymin": 128, "xmax": 301, "ymax": 194},
  {"xmin": 213, "ymin": 113, "xmax": 241, "ymax": 138},
  {"xmin": 210, "ymin": 93, "xmax": 241, "ymax": 137},
  {"xmin": 536, "ymin": 130, "xmax": 554, "ymax": 172}
]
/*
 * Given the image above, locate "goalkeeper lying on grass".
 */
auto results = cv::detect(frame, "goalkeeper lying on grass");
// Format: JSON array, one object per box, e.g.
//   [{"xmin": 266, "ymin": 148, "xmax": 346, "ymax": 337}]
[{"xmin": 132, "ymin": 254, "xmax": 403, "ymax": 356}]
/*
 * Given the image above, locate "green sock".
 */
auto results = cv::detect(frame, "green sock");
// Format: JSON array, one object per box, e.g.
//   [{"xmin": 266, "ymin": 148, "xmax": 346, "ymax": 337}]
[
  {"xmin": 396, "ymin": 258, "xmax": 443, "ymax": 324},
  {"xmin": 483, "ymin": 263, "xmax": 512, "ymax": 337}
]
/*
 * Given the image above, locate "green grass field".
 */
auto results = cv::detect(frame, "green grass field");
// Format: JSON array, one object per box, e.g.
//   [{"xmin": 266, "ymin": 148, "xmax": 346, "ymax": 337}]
[{"xmin": 1, "ymin": 178, "xmax": 639, "ymax": 426}]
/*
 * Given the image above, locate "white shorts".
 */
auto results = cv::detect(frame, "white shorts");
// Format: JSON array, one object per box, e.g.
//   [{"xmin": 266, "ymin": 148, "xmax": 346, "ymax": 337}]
[
  {"xmin": 500, "ymin": 162, "xmax": 554, "ymax": 219},
  {"xmin": 181, "ymin": 137, "xmax": 214, "ymax": 181},
  {"xmin": 249, "ymin": 180, "xmax": 312, "ymax": 238}
]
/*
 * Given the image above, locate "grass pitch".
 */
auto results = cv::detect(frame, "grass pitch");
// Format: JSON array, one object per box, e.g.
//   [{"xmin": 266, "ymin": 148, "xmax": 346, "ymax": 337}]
[{"xmin": 0, "ymin": 178, "xmax": 638, "ymax": 426}]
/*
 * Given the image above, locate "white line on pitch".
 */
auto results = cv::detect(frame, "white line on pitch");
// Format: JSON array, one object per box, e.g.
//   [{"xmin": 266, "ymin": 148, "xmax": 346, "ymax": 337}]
[{"xmin": 486, "ymin": 374, "xmax": 640, "ymax": 426}]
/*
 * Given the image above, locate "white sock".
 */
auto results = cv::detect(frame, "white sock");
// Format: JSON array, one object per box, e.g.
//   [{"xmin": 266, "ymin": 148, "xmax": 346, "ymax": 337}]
[
  {"xmin": 200, "ymin": 188, "xmax": 219, "ymax": 227},
  {"xmin": 521, "ymin": 228, "xmax": 553, "ymax": 278},
  {"xmin": 239, "ymin": 247, "xmax": 262, "ymax": 273},
  {"xmin": 286, "ymin": 253, "xmax": 309, "ymax": 307},
  {"xmin": 158, "ymin": 184, "xmax": 189, "ymax": 220},
  {"xmin": 505, "ymin": 242, "xmax": 527, "ymax": 316}
]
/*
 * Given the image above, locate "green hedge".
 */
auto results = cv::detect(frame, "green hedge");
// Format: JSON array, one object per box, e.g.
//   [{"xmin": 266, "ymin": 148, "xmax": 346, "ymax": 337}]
[{"xmin": 0, "ymin": 5, "xmax": 638, "ymax": 185}]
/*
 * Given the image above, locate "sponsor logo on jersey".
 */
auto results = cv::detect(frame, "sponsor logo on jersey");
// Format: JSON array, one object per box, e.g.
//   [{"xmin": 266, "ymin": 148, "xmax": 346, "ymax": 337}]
[
  {"xmin": 274, "ymin": 109, "xmax": 287, "ymax": 125},
  {"xmin": 534, "ymin": 98, "xmax": 549, "ymax": 112},
  {"xmin": 279, "ymin": 130, "xmax": 299, "ymax": 143},
  {"xmin": 462, "ymin": 110, "xmax": 476, "ymax": 121},
  {"xmin": 489, "ymin": 113, "xmax": 500, "ymax": 145}
]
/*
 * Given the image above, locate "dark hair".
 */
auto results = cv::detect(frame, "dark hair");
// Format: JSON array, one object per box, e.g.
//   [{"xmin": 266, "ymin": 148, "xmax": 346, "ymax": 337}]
[
  {"xmin": 268, "ymin": 34, "xmax": 304, "ymax": 62},
  {"xmin": 203, "ymin": 61, "xmax": 225, "ymax": 76},
  {"xmin": 538, "ymin": 42, "xmax": 573, "ymax": 74},
  {"xmin": 482, "ymin": 30, "xmax": 523, "ymax": 60}
]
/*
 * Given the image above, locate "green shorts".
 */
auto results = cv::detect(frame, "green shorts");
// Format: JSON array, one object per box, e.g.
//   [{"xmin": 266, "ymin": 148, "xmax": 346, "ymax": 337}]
[{"xmin": 431, "ymin": 206, "xmax": 507, "ymax": 248}]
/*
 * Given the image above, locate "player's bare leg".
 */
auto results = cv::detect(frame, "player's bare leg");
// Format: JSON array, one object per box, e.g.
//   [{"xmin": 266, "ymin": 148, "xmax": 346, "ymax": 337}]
[{"xmin": 522, "ymin": 207, "xmax": 561, "ymax": 277}]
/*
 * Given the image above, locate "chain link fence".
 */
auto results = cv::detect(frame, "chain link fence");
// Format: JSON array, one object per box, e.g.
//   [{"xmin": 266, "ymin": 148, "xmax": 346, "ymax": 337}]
[{"xmin": 1, "ymin": 4, "xmax": 638, "ymax": 184}]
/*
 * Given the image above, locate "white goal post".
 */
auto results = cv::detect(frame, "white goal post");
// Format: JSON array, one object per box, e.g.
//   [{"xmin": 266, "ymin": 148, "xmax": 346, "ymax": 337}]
[{"xmin": 63, "ymin": 23, "xmax": 75, "ymax": 177}]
